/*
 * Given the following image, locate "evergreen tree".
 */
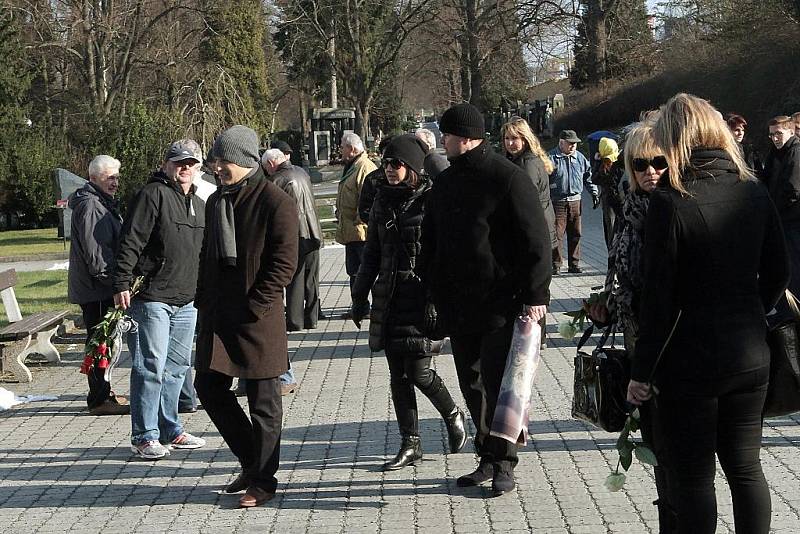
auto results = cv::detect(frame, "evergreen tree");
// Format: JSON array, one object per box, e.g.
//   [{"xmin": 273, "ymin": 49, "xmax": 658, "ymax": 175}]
[
  {"xmin": 201, "ymin": 0, "xmax": 273, "ymax": 137},
  {"xmin": 571, "ymin": 0, "xmax": 654, "ymax": 88}
]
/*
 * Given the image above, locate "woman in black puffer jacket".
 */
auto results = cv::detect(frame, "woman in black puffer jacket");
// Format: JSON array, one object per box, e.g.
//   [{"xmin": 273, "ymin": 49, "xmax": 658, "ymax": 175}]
[{"xmin": 351, "ymin": 135, "xmax": 466, "ymax": 471}]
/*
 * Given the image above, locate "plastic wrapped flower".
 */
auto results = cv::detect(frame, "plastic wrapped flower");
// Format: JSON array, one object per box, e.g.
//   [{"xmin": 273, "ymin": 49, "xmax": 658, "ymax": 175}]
[{"xmin": 79, "ymin": 276, "xmax": 144, "ymax": 377}]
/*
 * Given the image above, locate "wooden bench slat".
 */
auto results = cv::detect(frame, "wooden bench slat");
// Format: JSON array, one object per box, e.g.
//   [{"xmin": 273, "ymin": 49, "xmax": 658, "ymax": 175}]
[{"xmin": 0, "ymin": 311, "xmax": 69, "ymax": 340}]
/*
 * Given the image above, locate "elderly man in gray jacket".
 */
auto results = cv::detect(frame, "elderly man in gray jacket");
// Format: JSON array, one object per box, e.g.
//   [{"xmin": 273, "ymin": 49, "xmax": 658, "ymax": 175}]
[{"xmin": 68, "ymin": 155, "xmax": 129, "ymax": 415}]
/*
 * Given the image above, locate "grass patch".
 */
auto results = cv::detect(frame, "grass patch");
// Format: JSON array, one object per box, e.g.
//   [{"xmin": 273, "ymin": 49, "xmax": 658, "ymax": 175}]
[
  {"xmin": 0, "ymin": 228, "xmax": 69, "ymax": 258},
  {"xmin": 0, "ymin": 270, "xmax": 79, "ymax": 328}
]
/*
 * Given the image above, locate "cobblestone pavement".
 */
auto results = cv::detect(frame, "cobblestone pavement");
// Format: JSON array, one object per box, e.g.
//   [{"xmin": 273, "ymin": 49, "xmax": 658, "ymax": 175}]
[{"xmin": 2, "ymin": 200, "xmax": 800, "ymax": 533}]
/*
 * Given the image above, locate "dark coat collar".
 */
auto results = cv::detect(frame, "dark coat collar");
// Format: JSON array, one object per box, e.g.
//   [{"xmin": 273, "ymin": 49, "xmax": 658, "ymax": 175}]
[{"xmin": 449, "ymin": 140, "xmax": 491, "ymax": 168}]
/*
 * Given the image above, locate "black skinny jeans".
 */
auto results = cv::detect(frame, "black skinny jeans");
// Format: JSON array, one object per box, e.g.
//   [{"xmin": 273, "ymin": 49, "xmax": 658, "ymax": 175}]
[
  {"xmin": 385, "ymin": 346, "xmax": 455, "ymax": 436},
  {"xmin": 654, "ymin": 366, "xmax": 771, "ymax": 534}
]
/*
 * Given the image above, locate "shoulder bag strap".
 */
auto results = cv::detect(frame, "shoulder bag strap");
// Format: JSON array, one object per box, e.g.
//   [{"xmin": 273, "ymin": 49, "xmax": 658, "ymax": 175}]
[{"xmin": 647, "ymin": 309, "xmax": 683, "ymax": 384}]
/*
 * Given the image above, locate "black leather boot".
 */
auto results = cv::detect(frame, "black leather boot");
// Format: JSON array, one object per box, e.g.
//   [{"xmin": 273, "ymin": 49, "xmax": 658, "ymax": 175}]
[
  {"xmin": 382, "ymin": 435, "xmax": 423, "ymax": 471},
  {"xmin": 443, "ymin": 407, "xmax": 467, "ymax": 453},
  {"xmin": 420, "ymin": 371, "xmax": 467, "ymax": 453}
]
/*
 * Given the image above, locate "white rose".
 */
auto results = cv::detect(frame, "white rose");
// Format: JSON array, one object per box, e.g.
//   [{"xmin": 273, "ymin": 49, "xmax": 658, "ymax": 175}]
[
  {"xmin": 604, "ymin": 472, "xmax": 626, "ymax": 492},
  {"xmin": 558, "ymin": 320, "xmax": 578, "ymax": 340}
]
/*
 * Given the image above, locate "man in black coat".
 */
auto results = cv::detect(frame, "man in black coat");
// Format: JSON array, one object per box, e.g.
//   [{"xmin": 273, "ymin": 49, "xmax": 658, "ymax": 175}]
[
  {"xmin": 764, "ymin": 115, "xmax": 800, "ymax": 319},
  {"xmin": 68, "ymin": 155, "xmax": 128, "ymax": 416},
  {"xmin": 421, "ymin": 103, "xmax": 552, "ymax": 496}
]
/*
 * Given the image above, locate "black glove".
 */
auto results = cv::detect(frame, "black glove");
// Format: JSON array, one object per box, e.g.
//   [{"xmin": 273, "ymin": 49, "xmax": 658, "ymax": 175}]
[
  {"xmin": 592, "ymin": 194, "xmax": 600, "ymax": 209},
  {"xmin": 351, "ymin": 300, "xmax": 369, "ymax": 329},
  {"xmin": 424, "ymin": 301, "xmax": 437, "ymax": 334}
]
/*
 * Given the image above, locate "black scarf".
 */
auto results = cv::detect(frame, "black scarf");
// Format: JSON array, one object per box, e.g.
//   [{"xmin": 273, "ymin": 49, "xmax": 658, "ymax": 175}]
[{"xmin": 214, "ymin": 168, "xmax": 256, "ymax": 267}]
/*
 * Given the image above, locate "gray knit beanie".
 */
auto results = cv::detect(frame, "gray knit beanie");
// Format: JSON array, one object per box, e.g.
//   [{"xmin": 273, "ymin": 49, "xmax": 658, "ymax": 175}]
[{"xmin": 212, "ymin": 125, "xmax": 260, "ymax": 168}]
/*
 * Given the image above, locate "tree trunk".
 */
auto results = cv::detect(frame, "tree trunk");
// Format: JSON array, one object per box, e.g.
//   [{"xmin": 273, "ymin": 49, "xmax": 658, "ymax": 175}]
[{"xmin": 328, "ymin": 36, "xmax": 337, "ymax": 108}]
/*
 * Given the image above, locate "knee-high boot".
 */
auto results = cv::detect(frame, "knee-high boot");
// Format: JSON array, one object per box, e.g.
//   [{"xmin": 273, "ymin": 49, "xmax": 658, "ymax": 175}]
[
  {"xmin": 383, "ymin": 379, "xmax": 422, "ymax": 471},
  {"xmin": 419, "ymin": 371, "xmax": 467, "ymax": 453}
]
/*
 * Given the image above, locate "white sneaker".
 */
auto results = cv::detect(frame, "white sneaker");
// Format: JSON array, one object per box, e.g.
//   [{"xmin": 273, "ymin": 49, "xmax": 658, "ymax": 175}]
[
  {"xmin": 169, "ymin": 432, "xmax": 206, "ymax": 449},
  {"xmin": 131, "ymin": 440, "xmax": 170, "ymax": 460}
]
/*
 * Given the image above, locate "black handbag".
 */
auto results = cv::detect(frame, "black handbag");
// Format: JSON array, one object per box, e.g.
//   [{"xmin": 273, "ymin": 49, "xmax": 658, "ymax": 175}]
[
  {"xmin": 764, "ymin": 290, "xmax": 800, "ymax": 418},
  {"xmin": 572, "ymin": 325, "xmax": 630, "ymax": 432}
]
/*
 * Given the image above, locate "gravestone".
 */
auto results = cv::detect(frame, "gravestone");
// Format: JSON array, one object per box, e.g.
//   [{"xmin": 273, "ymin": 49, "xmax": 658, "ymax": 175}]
[{"xmin": 53, "ymin": 168, "xmax": 87, "ymax": 239}]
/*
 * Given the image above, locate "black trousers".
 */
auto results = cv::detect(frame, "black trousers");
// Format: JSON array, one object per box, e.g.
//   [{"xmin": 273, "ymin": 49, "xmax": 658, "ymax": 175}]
[
  {"xmin": 286, "ymin": 245, "xmax": 320, "ymax": 331},
  {"xmin": 80, "ymin": 299, "xmax": 114, "ymax": 409},
  {"xmin": 654, "ymin": 367, "xmax": 771, "ymax": 534},
  {"xmin": 450, "ymin": 321, "xmax": 518, "ymax": 468},
  {"xmin": 345, "ymin": 241, "xmax": 366, "ymax": 292},
  {"xmin": 195, "ymin": 371, "xmax": 282, "ymax": 493}
]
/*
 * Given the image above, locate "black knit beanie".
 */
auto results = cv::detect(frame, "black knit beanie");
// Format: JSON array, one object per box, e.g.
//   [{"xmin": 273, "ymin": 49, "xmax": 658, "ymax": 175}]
[
  {"xmin": 212, "ymin": 125, "xmax": 260, "ymax": 168},
  {"xmin": 439, "ymin": 103, "xmax": 485, "ymax": 140},
  {"xmin": 383, "ymin": 134, "xmax": 429, "ymax": 174}
]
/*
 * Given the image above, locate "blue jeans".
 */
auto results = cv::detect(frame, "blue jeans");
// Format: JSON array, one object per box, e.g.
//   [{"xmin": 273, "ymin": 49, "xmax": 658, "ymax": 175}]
[{"xmin": 127, "ymin": 300, "xmax": 197, "ymax": 445}]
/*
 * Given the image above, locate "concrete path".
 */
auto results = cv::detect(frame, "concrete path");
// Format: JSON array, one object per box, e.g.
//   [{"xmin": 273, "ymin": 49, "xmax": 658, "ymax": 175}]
[{"xmin": 1, "ymin": 198, "xmax": 799, "ymax": 533}]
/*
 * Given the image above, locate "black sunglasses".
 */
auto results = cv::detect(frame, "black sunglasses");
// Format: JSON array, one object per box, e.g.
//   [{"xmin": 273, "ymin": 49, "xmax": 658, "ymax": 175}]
[
  {"xmin": 382, "ymin": 158, "xmax": 405, "ymax": 170},
  {"xmin": 632, "ymin": 156, "xmax": 668, "ymax": 172}
]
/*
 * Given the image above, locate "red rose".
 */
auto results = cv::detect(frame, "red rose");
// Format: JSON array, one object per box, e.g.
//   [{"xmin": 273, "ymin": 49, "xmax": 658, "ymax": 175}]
[
  {"xmin": 97, "ymin": 358, "xmax": 109, "ymax": 369},
  {"xmin": 97, "ymin": 343, "xmax": 108, "ymax": 356},
  {"xmin": 83, "ymin": 354, "xmax": 94, "ymax": 366}
]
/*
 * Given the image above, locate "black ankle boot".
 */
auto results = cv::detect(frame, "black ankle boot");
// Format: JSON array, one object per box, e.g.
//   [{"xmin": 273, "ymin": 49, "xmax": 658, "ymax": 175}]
[
  {"xmin": 382, "ymin": 435, "xmax": 422, "ymax": 471},
  {"xmin": 444, "ymin": 407, "xmax": 467, "ymax": 453}
]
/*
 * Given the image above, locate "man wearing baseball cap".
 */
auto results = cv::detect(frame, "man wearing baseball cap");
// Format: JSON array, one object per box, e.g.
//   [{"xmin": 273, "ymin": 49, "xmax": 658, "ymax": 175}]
[
  {"xmin": 422, "ymin": 103, "xmax": 552, "ymax": 496},
  {"xmin": 548, "ymin": 129, "xmax": 598, "ymax": 274},
  {"xmin": 113, "ymin": 139, "xmax": 207, "ymax": 460}
]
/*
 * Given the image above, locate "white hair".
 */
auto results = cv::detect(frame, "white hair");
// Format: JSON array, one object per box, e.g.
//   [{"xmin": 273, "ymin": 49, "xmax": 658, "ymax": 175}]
[
  {"xmin": 415, "ymin": 129, "xmax": 436, "ymax": 150},
  {"xmin": 261, "ymin": 148, "xmax": 286, "ymax": 166},
  {"xmin": 341, "ymin": 132, "xmax": 364, "ymax": 152},
  {"xmin": 88, "ymin": 155, "xmax": 121, "ymax": 178}
]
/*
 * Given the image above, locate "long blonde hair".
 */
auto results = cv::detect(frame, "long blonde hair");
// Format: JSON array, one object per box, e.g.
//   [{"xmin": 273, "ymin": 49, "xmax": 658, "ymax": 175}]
[
  {"xmin": 623, "ymin": 123, "xmax": 662, "ymax": 192},
  {"xmin": 653, "ymin": 93, "xmax": 752, "ymax": 195},
  {"xmin": 501, "ymin": 116, "xmax": 554, "ymax": 174}
]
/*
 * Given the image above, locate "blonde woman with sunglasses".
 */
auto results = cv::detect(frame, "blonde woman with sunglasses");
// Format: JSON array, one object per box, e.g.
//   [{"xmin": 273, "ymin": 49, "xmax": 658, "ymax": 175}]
[{"xmin": 629, "ymin": 94, "xmax": 789, "ymax": 533}]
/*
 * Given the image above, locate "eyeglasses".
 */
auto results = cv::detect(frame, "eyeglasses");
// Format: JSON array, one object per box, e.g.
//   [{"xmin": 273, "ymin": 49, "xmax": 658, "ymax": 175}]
[
  {"xmin": 769, "ymin": 131, "xmax": 789, "ymax": 139},
  {"xmin": 632, "ymin": 156, "xmax": 668, "ymax": 172},
  {"xmin": 382, "ymin": 158, "xmax": 405, "ymax": 170}
]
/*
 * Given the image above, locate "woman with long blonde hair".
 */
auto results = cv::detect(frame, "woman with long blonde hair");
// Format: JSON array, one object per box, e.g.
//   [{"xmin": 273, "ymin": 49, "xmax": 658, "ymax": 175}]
[
  {"xmin": 628, "ymin": 93, "xmax": 789, "ymax": 533},
  {"xmin": 501, "ymin": 116, "xmax": 556, "ymax": 347}
]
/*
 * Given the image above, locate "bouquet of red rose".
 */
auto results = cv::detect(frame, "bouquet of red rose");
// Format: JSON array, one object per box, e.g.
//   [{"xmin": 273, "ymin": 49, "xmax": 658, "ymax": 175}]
[{"xmin": 79, "ymin": 276, "xmax": 145, "ymax": 380}]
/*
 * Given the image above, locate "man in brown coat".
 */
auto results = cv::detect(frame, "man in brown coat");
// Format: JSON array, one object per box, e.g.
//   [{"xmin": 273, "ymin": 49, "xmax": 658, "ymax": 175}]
[{"xmin": 194, "ymin": 125, "xmax": 299, "ymax": 508}]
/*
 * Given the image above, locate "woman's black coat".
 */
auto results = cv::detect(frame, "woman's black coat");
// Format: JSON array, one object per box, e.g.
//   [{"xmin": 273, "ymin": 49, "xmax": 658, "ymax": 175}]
[
  {"xmin": 352, "ymin": 179, "xmax": 432, "ymax": 353},
  {"xmin": 509, "ymin": 150, "xmax": 557, "ymax": 247},
  {"xmin": 633, "ymin": 149, "xmax": 790, "ymax": 389}
]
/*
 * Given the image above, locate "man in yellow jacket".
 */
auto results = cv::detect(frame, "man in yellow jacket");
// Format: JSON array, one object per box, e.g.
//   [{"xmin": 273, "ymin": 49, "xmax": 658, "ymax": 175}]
[{"xmin": 336, "ymin": 132, "xmax": 377, "ymax": 318}]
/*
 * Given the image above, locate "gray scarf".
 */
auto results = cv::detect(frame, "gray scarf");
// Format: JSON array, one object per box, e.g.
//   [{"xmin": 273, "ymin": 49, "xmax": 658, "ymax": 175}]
[{"xmin": 214, "ymin": 169, "xmax": 255, "ymax": 267}]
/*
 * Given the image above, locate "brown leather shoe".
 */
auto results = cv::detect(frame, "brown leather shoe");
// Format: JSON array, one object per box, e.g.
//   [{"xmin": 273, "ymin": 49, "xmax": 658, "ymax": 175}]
[
  {"xmin": 89, "ymin": 399, "xmax": 130, "ymax": 416},
  {"xmin": 224, "ymin": 473, "xmax": 249, "ymax": 494},
  {"xmin": 238, "ymin": 486, "xmax": 275, "ymax": 508},
  {"xmin": 280, "ymin": 382, "xmax": 298, "ymax": 396}
]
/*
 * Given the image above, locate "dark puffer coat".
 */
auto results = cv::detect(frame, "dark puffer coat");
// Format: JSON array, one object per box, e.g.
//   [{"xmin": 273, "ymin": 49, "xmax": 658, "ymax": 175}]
[{"xmin": 352, "ymin": 179, "xmax": 432, "ymax": 353}]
